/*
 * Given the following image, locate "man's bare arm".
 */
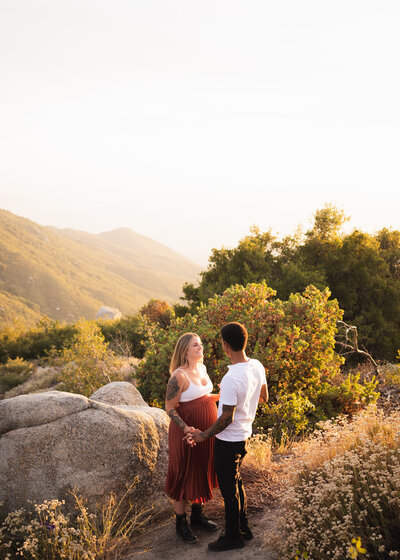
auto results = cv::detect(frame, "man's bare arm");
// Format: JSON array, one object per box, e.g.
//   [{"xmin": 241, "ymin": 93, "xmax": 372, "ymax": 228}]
[
  {"xmin": 191, "ymin": 405, "xmax": 235, "ymax": 442},
  {"xmin": 259, "ymin": 383, "xmax": 268, "ymax": 404}
]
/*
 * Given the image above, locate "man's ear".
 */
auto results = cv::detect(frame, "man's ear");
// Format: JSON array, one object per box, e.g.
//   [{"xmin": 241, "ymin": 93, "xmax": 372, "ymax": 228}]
[{"xmin": 222, "ymin": 339, "xmax": 230, "ymax": 353}]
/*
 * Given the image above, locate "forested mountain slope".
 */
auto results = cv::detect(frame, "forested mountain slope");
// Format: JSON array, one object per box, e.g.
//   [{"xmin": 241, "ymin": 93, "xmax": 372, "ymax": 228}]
[{"xmin": 0, "ymin": 209, "xmax": 200, "ymax": 327}]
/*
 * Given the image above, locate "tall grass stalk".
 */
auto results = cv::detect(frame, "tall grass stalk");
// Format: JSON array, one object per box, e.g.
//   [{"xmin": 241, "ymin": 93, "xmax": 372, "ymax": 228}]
[{"xmin": 0, "ymin": 482, "xmax": 151, "ymax": 560}]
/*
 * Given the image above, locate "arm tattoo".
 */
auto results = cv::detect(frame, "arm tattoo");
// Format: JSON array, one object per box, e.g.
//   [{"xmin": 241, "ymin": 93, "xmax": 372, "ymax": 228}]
[
  {"xmin": 168, "ymin": 408, "xmax": 187, "ymax": 431},
  {"xmin": 166, "ymin": 376, "xmax": 180, "ymax": 401},
  {"xmin": 201, "ymin": 405, "xmax": 235, "ymax": 439}
]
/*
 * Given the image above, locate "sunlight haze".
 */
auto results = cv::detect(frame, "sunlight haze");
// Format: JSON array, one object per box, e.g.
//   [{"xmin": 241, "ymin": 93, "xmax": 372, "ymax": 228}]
[{"xmin": 1, "ymin": 0, "xmax": 399, "ymax": 265}]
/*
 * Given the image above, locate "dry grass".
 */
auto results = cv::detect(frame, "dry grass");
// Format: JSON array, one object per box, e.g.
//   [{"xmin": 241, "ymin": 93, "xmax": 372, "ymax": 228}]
[
  {"xmin": 241, "ymin": 433, "xmax": 281, "ymax": 512},
  {"xmin": 3, "ymin": 357, "xmax": 139, "ymax": 399},
  {"xmin": 4, "ymin": 365, "xmax": 60, "ymax": 398},
  {"xmin": 0, "ymin": 483, "xmax": 151, "ymax": 560}
]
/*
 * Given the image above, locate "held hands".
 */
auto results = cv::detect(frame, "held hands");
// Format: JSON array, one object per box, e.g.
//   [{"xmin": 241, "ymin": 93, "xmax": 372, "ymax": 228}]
[
  {"xmin": 191, "ymin": 428, "xmax": 206, "ymax": 443},
  {"xmin": 183, "ymin": 426, "xmax": 196, "ymax": 447},
  {"xmin": 183, "ymin": 427, "xmax": 206, "ymax": 445}
]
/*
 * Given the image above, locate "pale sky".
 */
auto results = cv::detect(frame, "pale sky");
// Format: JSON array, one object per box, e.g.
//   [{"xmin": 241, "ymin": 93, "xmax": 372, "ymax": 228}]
[{"xmin": 1, "ymin": 1, "xmax": 399, "ymax": 266}]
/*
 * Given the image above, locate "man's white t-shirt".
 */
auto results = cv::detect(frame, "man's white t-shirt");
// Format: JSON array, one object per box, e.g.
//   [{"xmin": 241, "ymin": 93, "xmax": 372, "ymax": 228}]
[{"xmin": 216, "ymin": 358, "xmax": 267, "ymax": 442}]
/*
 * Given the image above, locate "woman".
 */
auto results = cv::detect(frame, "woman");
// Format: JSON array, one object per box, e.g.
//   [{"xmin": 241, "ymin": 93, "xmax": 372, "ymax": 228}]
[{"xmin": 165, "ymin": 332, "xmax": 219, "ymax": 543}]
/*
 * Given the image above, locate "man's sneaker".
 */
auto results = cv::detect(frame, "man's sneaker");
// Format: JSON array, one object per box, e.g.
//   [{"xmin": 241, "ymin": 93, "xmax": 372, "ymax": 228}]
[
  {"xmin": 240, "ymin": 524, "xmax": 254, "ymax": 540},
  {"xmin": 208, "ymin": 530, "xmax": 245, "ymax": 551}
]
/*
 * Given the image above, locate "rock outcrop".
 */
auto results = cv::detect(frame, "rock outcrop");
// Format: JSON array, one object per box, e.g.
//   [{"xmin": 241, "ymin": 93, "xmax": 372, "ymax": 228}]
[
  {"xmin": 96, "ymin": 306, "xmax": 122, "ymax": 320},
  {"xmin": 90, "ymin": 381, "xmax": 146, "ymax": 407},
  {"xmin": 0, "ymin": 382, "xmax": 170, "ymax": 518}
]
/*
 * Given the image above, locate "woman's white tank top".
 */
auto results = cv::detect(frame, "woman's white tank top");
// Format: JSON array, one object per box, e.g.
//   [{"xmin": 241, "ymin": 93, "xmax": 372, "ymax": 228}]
[{"xmin": 178, "ymin": 364, "xmax": 213, "ymax": 402}]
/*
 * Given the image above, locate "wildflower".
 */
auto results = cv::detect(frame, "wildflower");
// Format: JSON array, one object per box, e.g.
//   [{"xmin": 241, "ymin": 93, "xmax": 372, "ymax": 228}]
[
  {"xmin": 348, "ymin": 537, "xmax": 367, "ymax": 558},
  {"xmin": 295, "ymin": 550, "xmax": 309, "ymax": 559}
]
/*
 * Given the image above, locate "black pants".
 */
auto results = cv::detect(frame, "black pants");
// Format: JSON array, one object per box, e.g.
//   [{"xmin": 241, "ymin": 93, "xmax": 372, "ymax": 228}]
[{"xmin": 214, "ymin": 438, "xmax": 248, "ymax": 537}]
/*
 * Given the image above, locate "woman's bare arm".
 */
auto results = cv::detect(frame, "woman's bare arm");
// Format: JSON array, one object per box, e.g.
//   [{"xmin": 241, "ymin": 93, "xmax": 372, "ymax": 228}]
[
  {"xmin": 191, "ymin": 404, "xmax": 236, "ymax": 443},
  {"xmin": 165, "ymin": 371, "xmax": 191, "ymax": 434}
]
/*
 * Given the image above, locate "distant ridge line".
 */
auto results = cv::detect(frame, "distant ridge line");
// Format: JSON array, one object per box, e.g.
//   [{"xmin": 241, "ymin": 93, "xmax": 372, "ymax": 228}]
[{"xmin": 0, "ymin": 208, "xmax": 200, "ymax": 327}]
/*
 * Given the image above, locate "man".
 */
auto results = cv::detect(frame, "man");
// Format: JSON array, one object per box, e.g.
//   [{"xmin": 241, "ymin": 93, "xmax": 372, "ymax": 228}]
[{"xmin": 190, "ymin": 321, "xmax": 268, "ymax": 551}]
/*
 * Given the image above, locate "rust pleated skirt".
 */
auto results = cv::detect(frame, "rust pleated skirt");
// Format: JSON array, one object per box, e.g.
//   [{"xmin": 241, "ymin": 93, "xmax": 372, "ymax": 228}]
[{"xmin": 165, "ymin": 394, "xmax": 218, "ymax": 504}]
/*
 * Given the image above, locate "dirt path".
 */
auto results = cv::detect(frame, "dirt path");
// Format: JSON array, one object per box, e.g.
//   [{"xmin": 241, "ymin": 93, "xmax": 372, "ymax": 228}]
[{"xmin": 124, "ymin": 489, "xmax": 280, "ymax": 560}]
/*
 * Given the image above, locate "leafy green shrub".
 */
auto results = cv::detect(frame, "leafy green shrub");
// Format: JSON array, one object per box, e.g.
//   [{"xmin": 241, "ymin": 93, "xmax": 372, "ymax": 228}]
[
  {"xmin": 138, "ymin": 283, "xmax": 334, "ymax": 398},
  {"xmin": 255, "ymin": 392, "xmax": 316, "ymax": 443},
  {"xmin": 0, "ymin": 314, "xmax": 148, "ymax": 364},
  {"xmin": 0, "ymin": 357, "xmax": 33, "ymax": 393},
  {"xmin": 0, "ymin": 318, "xmax": 76, "ymax": 363},
  {"xmin": 52, "ymin": 318, "xmax": 123, "ymax": 396},
  {"xmin": 98, "ymin": 315, "xmax": 147, "ymax": 358},
  {"xmin": 312, "ymin": 374, "xmax": 379, "ymax": 420},
  {"xmin": 136, "ymin": 282, "xmax": 380, "ymax": 442},
  {"xmin": 255, "ymin": 375, "xmax": 379, "ymax": 443}
]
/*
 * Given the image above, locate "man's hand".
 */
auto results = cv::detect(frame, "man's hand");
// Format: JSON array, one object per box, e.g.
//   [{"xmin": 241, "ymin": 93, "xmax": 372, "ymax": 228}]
[{"xmin": 191, "ymin": 428, "xmax": 206, "ymax": 443}]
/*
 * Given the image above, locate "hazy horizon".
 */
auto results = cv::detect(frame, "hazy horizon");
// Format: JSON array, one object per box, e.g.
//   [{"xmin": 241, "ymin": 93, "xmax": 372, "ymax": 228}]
[{"xmin": 1, "ymin": 1, "xmax": 399, "ymax": 265}]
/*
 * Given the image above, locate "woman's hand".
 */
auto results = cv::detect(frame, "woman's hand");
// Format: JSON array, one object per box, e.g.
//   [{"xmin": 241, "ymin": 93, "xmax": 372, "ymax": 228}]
[{"xmin": 183, "ymin": 427, "xmax": 196, "ymax": 447}]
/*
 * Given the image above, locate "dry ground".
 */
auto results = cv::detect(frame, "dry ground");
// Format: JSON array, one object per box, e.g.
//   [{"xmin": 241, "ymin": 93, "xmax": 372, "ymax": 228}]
[{"xmin": 123, "ymin": 458, "xmax": 285, "ymax": 560}]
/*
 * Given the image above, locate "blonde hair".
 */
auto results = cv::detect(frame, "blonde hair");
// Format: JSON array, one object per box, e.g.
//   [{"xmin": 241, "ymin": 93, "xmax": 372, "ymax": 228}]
[{"xmin": 169, "ymin": 332, "xmax": 200, "ymax": 374}]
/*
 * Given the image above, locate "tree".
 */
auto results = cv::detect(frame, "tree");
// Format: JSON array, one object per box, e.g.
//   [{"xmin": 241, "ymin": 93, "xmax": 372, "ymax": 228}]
[
  {"xmin": 305, "ymin": 203, "xmax": 349, "ymax": 241},
  {"xmin": 181, "ymin": 227, "xmax": 279, "ymax": 308},
  {"xmin": 178, "ymin": 205, "xmax": 400, "ymax": 361},
  {"xmin": 54, "ymin": 318, "xmax": 123, "ymax": 396},
  {"xmin": 139, "ymin": 299, "xmax": 174, "ymax": 328}
]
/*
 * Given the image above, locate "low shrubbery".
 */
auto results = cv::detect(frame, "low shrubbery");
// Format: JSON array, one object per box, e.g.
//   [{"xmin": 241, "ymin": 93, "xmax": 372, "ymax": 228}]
[
  {"xmin": 0, "ymin": 484, "xmax": 150, "ymax": 560},
  {"xmin": 0, "ymin": 357, "xmax": 33, "ymax": 393},
  {"xmin": 3, "ymin": 365, "xmax": 59, "ymax": 399},
  {"xmin": 254, "ymin": 374, "xmax": 379, "ymax": 443},
  {"xmin": 277, "ymin": 407, "xmax": 400, "ymax": 559},
  {"xmin": 379, "ymin": 354, "xmax": 400, "ymax": 391},
  {"xmin": 0, "ymin": 318, "xmax": 77, "ymax": 364},
  {"xmin": 0, "ymin": 315, "xmax": 147, "ymax": 365}
]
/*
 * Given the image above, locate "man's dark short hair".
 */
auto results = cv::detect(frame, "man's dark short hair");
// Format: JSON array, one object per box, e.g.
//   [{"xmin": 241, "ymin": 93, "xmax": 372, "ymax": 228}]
[{"xmin": 220, "ymin": 322, "xmax": 248, "ymax": 352}]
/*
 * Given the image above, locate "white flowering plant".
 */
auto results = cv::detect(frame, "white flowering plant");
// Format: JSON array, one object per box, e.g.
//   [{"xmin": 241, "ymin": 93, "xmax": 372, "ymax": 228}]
[
  {"xmin": 0, "ymin": 484, "xmax": 150, "ymax": 560},
  {"xmin": 277, "ymin": 407, "xmax": 400, "ymax": 559}
]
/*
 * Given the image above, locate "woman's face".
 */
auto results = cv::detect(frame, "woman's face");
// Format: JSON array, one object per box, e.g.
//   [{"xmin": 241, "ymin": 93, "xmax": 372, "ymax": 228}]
[{"xmin": 186, "ymin": 336, "xmax": 203, "ymax": 362}]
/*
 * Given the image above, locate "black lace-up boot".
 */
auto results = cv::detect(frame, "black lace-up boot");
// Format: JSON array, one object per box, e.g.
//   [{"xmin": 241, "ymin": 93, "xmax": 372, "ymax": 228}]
[
  {"xmin": 190, "ymin": 503, "xmax": 218, "ymax": 532},
  {"xmin": 175, "ymin": 513, "xmax": 198, "ymax": 543}
]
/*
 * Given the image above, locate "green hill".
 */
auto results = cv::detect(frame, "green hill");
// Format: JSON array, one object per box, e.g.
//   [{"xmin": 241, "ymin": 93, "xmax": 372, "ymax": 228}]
[{"xmin": 0, "ymin": 209, "xmax": 200, "ymax": 327}]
